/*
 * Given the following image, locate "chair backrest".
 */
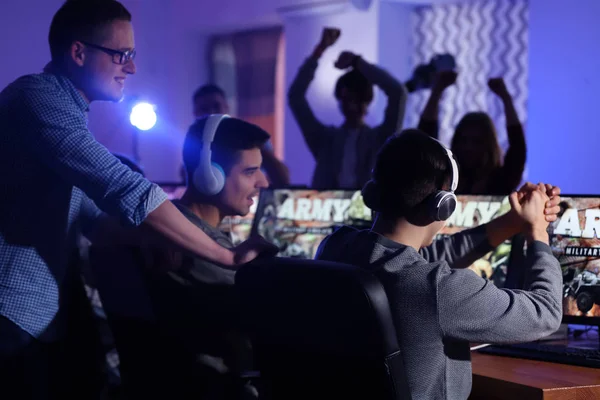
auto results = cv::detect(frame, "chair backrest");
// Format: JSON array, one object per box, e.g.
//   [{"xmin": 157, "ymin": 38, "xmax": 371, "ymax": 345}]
[{"xmin": 235, "ymin": 257, "xmax": 412, "ymax": 400}]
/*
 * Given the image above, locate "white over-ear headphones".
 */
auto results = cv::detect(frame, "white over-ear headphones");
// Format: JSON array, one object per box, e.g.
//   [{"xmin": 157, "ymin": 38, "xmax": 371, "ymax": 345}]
[
  {"xmin": 192, "ymin": 114, "xmax": 229, "ymax": 195},
  {"xmin": 426, "ymin": 138, "xmax": 459, "ymax": 221}
]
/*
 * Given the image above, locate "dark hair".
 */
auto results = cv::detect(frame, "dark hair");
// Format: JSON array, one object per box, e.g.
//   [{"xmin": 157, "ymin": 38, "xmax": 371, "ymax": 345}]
[
  {"xmin": 362, "ymin": 129, "xmax": 453, "ymax": 218},
  {"xmin": 49, "ymin": 0, "xmax": 132, "ymax": 63},
  {"xmin": 452, "ymin": 112, "xmax": 502, "ymax": 171},
  {"xmin": 334, "ymin": 69, "xmax": 374, "ymax": 104},
  {"xmin": 193, "ymin": 84, "xmax": 226, "ymax": 104},
  {"xmin": 182, "ymin": 117, "xmax": 270, "ymax": 184},
  {"xmin": 113, "ymin": 153, "xmax": 144, "ymax": 176}
]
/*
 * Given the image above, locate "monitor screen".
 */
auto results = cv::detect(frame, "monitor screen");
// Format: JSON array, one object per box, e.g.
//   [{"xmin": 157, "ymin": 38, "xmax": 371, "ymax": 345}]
[
  {"xmin": 252, "ymin": 190, "xmax": 514, "ymax": 280},
  {"xmin": 547, "ymin": 196, "xmax": 600, "ymax": 324},
  {"xmin": 252, "ymin": 189, "xmax": 372, "ymax": 259},
  {"xmin": 438, "ymin": 195, "xmax": 513, "ymax": 288}
]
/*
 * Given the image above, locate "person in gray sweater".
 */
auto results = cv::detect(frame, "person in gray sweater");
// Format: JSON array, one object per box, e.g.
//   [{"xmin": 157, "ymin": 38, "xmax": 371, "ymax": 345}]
[
  {"xmin": 288, "ymin": 28, "xmax": 407, "ymax": 189},
  {"xmin": 316, "ymin": 130, "xmax": 563, "ymax": 400}
]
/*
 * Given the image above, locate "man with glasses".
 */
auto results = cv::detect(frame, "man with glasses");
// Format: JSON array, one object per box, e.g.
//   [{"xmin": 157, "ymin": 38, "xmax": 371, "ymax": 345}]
[
  {"xmin": 80, "ymin": 42, "xmax": 137, "ymax": 67},
  {"xmin": 0, "ymin": 1, "xmax": 275, "ymax": 397}
]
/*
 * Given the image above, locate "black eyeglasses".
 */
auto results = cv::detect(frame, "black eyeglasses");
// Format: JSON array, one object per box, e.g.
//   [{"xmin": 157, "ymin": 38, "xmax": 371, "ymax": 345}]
[{"xmin": 81, "ymin": 41, "xmax": 136, "ymax": 65}]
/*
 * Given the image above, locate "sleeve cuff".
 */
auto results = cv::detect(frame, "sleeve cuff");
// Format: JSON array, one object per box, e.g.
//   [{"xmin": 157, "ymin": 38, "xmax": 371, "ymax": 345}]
[
  {"xmin": 129, "ymin": 184, "xmax": 168, "ymax": 226},
  {"xmin": 145, "ymin": 184, "xmax": 169, "ymax": 214},
  {"xmin": 527, "ymin": 240, "xmax": 553, "ymax": 256}
]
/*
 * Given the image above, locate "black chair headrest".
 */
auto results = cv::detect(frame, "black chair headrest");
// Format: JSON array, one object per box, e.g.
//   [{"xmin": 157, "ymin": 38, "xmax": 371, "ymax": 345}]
[{"xmin": 235, "ymin": 256, "xmax": 400, "ymax": 357}]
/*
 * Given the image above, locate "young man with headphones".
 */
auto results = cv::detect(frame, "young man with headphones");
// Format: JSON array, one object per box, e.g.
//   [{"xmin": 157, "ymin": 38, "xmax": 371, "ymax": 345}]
[
  {"xmin": 316, "ymin": 130, "xmax": 564, "ymax": 400},
  {"xmin": 150, "ymin": 114, "xmax": 269, "ymax": 399},
  {"xmin": 192, "ymin": 84, "xmax": 290, "ymax": 187}
]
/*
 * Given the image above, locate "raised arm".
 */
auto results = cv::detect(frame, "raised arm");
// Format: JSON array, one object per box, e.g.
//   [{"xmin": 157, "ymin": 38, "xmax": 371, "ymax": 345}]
[
  {"xmin": 353, "ymin": 56, "xmax": 407, "ymax": 143},
  {"xmin": 420, "ymin": 224, "xmax": 492, "ymax": 269},
  {"xmin": 437, "ymin": 242, "xmax": 562, "ymax": 343},
  {"xmin": 437, "ymin": 188, "xmax": 562, "ymax": 343},
  {"xmin": 488, "ymin": 77, "xmax": 527, "ymax": 193},
  {"xmin": 287, "ymin": 28, "xmax": 339, "ymax": 159},
  {"xmin": 417, "ymin": 71, "xmax": 457, "ymax": 139},
  {"xmin": 421, "ymin": 183, "xmax": 561, "ymax": 268},
  {"xmin": 489, "ymin": 78, "xmax": 520, "ymax": 127}
]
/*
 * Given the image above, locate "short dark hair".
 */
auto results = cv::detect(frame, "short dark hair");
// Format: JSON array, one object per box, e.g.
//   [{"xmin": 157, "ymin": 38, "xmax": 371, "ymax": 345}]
[
  {"xmin": 49, "ymin": 0, "xmax": 132, "ymax": 63},
  {"xmin": 182, "ymin": 117, "xmax": 270, "ymax": 184},
  {"xmin": 362, "ymin": 129, "xmax": 453, "ymax": 218},
  {"xmin": 193, "ymin": 84, "xmax": 226, "ymax": 104},
  {"xmin": 334, "ymin": 69, "xmax": 374, "ymax": 104}
]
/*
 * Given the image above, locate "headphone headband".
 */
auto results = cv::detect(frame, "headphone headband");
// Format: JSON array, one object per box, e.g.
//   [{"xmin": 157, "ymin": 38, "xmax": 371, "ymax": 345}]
[
  {"xmin": 427, "ymin": 137, "xmax": 459, "ymax": 221},
  {"xmin": 202, "ymin": 114, "xmax": 229, "ymax": 148},
  {"xmin": 193, "ymin": 114, "xmax": 229, "ymax": 195},
  {"xmin": 444, "ymin": 147, "xmax": 458, "ymax": 192},
  {"xmin": 429, "ymin": 137, "xmax": 458, "ymax": 192}
]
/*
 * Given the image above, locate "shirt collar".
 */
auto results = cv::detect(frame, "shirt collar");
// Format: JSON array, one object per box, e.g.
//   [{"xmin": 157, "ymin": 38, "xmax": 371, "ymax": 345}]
[{"xmin": 43, "ymin": 62, "xmax": 90, "ymax": 113}]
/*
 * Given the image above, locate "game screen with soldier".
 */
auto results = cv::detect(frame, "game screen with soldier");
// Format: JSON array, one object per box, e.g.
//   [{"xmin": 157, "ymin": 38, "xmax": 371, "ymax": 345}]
[
  {"xmin": 548, "ymin": 196, "xmax": 600, "ymax": 320},
  {"xmin": 252, "ymin": 190, "xmax": 516, "ymax": 281},
  {"xmin": 438, "ymin": 195, "xmax": 513, "ymax": 288},
  {"xmin": 252, "ymin": 189, "xmax": 373, "ymax": 259}
]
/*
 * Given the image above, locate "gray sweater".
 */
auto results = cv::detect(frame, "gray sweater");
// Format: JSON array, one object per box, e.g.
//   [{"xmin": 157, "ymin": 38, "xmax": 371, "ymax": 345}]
[
  {"xmin": 288, "ymin": 57, "xmax": 407, "ymax": 189},
  {"xmin": 315, "ymin": 225, "xmax": 562, "ymax": 400}
]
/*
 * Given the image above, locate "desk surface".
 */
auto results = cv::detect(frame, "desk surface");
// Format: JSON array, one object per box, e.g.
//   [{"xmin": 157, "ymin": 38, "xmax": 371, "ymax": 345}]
[{"xmin": 470, "ymin": 340, "xmax": 600, "ymax": 400}]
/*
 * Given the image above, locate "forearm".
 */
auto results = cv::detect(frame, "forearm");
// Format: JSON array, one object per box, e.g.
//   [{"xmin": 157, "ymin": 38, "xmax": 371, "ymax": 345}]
[
  {"xmin": 288, "ymin": 46, "xmax": 320, "ymax": 102},
  {"xmin": 421, "ymin": 225, "xmax": 491, "ymax": 268},
  {"xmin": 499, "ymin": 123, "xmax": 527, "ymax": 193},
  {"xmin": 484, "ymin": 210, "xmax": 548, "ymax": 247},
  {"xmin": 501, "ymin": 94, "xmax": 520, "ymax": 127},
  {"xmin": 439, "ymin": 242, "xmax": 562, "ymax": 343},
  {"xmin": 311, "ymin": 42, "xmax": 327, "ymax": 59},
  {"xmin": 484, "ymin": 211, "xmax": 523, "ymax": 247},
  {"xmin": 421, "ymin": 87, "xmax": 444, "ymax": 122},
  {"xmin": 287, "ymin": 57, "xmax": 326, "ymax": 158},
  {"xmin": 143, "ymin": 201, "xmax": 235, "ymax": 267}
]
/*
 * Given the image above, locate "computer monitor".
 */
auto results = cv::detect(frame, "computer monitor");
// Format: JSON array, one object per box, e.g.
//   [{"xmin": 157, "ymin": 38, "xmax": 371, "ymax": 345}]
[
  {"xmin": 545, "ymin": 196, "xmax": 600, "ymax": 326},
  {"xmin": 252, "ymin": 188, "xmax": 372, "ymax": 259},
  {"xmin": 252, "ymin": 190, "xmax": 516, "ymax": 283},
  {"xmin": 438, "ymin": 195, "xmax": 514, "ymax": 288}
]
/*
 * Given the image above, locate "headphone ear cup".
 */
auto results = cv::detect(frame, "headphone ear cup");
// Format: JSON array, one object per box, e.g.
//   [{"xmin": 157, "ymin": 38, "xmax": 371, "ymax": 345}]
[
  {"xmin": 210, "ymin": 162, "xmax": 225, "ymax": 194},
  {"xmin": 193, "ymin": 162, "xmax": 225, "ymax": 196},
  {"xmin": 427, "ymin": 191, "xmax": 457, "ymax": 221}
]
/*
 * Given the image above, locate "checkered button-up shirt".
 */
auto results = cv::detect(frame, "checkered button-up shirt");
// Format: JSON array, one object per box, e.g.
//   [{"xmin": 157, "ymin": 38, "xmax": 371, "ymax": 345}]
[{"xmin": 0, "ymin": 71, "xmax": 167, "ymax": 340}]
